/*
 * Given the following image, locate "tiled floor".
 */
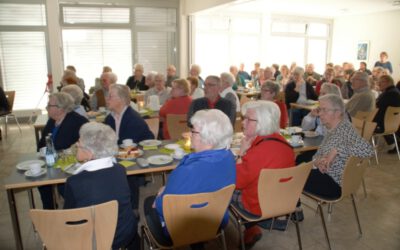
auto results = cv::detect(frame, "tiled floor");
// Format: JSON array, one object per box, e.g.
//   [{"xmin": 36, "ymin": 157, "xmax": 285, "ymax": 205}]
[{"xmin": 0, "ymin": 124, "xmax": 399, "ymax": 249}]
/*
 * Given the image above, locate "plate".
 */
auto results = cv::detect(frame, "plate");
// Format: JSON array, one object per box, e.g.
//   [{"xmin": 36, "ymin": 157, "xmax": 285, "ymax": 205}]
[
  {"xmin": 16, "ymin": 160, "xmax": 45, "ymax": 171},
  {"xmin": 117, "ymin": 149, "xmax": 144, "ymax": 160},
  {"xmin": 119, "ymin": 143, "xmax": 138, "ymax": 149},
  {"xmin": 138, "ymin": 110, "xmax": 148, "ymax": 115},
  {"xmin": 139, "ymin": 139, "xmax": 162, "ymax": 147},
  {"xmin": 147, "ymin": 155, "xmax": 173, "ymax": 165},
  {"xmin": 64, "ymin": 163, "xmax": 81, "ymax": 175},
  {"xmin": 304, "ymin": 131, "xmax": 319, "ymax": 138},
  {"xmin": 289, "ymin": 140, "xmax": 304, "ymax": 148},
  {"xmin": 25, "ymin": 168, "xmax": 47, "ymax": 177},
  {"xmin": 306, "ymin": 100, "xmax": 318, "ymax": 105},
  {"xmin": 165, "ymin": 144, "xmax": 181, "ymax": 150},
  {"xmin": 171, "ymin": 153, "xmax": 186, "ymax": 160}
]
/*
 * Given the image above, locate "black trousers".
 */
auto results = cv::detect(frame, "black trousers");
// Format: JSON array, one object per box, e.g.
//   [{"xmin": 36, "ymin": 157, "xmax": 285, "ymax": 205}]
[{"xmin": 304, "ymin": 169, "xmax": 341, "ymax": 199}]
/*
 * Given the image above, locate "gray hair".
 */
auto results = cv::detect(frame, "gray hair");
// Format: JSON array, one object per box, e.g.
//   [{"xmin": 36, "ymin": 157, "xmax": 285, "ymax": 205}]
[
  {"xmin": 109, "ymin": 84, "xmax": 131, "ymax": 105},
  {"xmin": 220, "ymin": 72, "xmax": 235, "ymax": 87},
  {"xmin": 79, "ymin": 122, "xmax": 118, "ymax": 159},
  {"xmin": 147, "ymin": 71, "xmax": 158, "ymax": 82},
  {"xmin": 190, "ymin": 109, "xmax": 233, "ymax": 149},
  {"xmin": 320, "ymin": 83, "xmax": 342, "ymax": 98},
  {"xmin": 242, "ymin": 101, "xmax": 280, "ymax": 136},
  {"xmin": 319, "ymin": 94, "xmax": 345, "ymax": 115},
  {"xmin": 191, "ymin": 64, "xmax": 201, "ymax": 74},
  {"xmin": 61, "ymin": 84, "xmax": 83, "ymax": 105},
  {"xmin": 351, "ymin": 71, "xmax": 369, "ymax": 86},
  {"xmin": 49, "ymin": 92, "xmax": 75, "ymax": 112},
  {"xmin": 134, "ymin": 63, "xmax": 144, "ymax": 72},
  {"xmin": 261, "ymin": 81, "xmax": 280, "ymax": 96},
  {"xmin": 293, "ymin": 66, "xmax": 305, "ymax": 76},
  {"xmin": 101, "ymin": 72, "xmax": 118, "ymax": 84},
  {"xmin": 205, "ymin": 75, "xmax": 222, "ymax": 87},
  {"xmin": 155, "ymin": 73, "xmax": 166, "ymax": 83}
]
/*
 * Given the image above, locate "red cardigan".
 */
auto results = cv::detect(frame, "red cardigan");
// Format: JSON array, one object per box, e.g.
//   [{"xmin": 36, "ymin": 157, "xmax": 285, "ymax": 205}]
[
  {"xmin": 159, "ymin": 96, "xmax": 192, "ymax": 139},
  {"xmin": 236, "ymin": 133, "xmax": 295, "ymax": 215}
]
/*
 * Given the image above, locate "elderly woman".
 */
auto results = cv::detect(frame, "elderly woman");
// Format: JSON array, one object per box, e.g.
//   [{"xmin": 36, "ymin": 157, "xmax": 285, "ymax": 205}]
[
  {"xmin": 187, "ymin": 76, "xmax": 204, "ymax": 99},
  {"xmin": 64, "ymin": 122, "xmax": 139, "ymax": 249},
  {"xmin": 315, "ymin": 67, "xmax": 335, "ymax": 95},
  {"xmin": 304, "ymin": 94, "xmax": 374, "ymax": 199},
  {"xmin": 276, "ymin": 64, "xmax": 290, "ymax": 89},
  {"xmin": 37, "ymin": 92, "xmax": 89, "ymax": 209},
  {"xmin": 145, "ymin": 71, "xmax": 157, "ymax": 89},
  {"xmin": 189, "ymin": 64, "xmax": 205, "ymax": 88},
  {"xmin": 259, "ymin": 81, "xmax": 288, "ymax": 129},
  {"xmin": 143, "ymin": 109, "xmax": 236, "ymax": 246},
  {"xmin": 90, "ymin": 72, "xmax": 117, "ymax": 110},
  {"xmin": 159, "ymin": 79, "xmax": 192, "ymax": 139},
  {"xmin": 235, "ymin": 101, "xmax": 295, "ymax": 248},
  {"xmin": 220, "ymin": 72, "xmax": 240, "ymax": 112},
  {"xmin": 126, "ymin": 63, "xmax": 147, "ymax": 91},
  {"xmin": 144, "ymin": 73, "xmax": 171, "ymax": 107},
  {"xmin": 285, "ymin": 66, "xmax": 318, "ymax": 126},
  {"xmin": 61, "ymin": 84, "xmax": 87, "ymax": 118}
]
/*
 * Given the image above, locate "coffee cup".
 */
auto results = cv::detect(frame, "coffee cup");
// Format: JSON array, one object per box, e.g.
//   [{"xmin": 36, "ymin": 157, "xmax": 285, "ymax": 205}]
[
  {"xmin": 122, "ymin": 139, "xmax": 134, "ymax": 147},
  {"xmin": 174, "ymin": 148, "xmax": 185, "ymax": 158},
  {"xmin": 98, "ymin": 107, "xmax": 106, "ymax": 113},
  {"xmin": 30, "ymin": 163, "xmax": 42, "ymax": 175},
  {"xmin": 291, "ymin": 135, "xmax": 302, "ymax": 144}
]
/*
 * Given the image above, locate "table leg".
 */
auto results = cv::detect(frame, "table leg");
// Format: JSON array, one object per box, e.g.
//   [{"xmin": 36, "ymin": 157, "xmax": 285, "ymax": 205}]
[
  {"xmin": 162, "ymin": 172, "xmax": 167, "ymax": 185},
  {"xmin": 28, "ymin": 189, "xmax": 36, "ymax": 209},
  {"xmin": 7, "ymin": 189, "xmax": 23, "ymax": 250}
]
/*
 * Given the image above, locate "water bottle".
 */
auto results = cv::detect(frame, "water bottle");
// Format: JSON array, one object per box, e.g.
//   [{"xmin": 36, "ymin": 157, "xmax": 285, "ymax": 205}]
[{"xmin": 45, "ymin": 134, "xmax": 57, "ymax": 167}]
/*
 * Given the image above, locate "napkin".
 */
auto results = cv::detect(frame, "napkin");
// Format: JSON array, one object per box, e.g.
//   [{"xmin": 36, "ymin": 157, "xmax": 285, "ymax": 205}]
[
  {"xmin": 118, "ymin": 160, "xmax": 136, "ymax": 168},
  {"xmin": 159, "ymin": 148, "xmax": 174, "ymax": 154},
  {"xmin": 143, "ymin": 145, "xmax": 158, "ymax": 150}
]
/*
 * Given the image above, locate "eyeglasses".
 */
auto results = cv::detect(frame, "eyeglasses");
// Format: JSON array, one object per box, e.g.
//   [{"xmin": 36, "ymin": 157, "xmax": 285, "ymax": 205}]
[
  {"xmin": 46, "ymin": 104, "xmax": 59, "ymax": 109},
  {"xmin": 204, "ymin": 83, "xmax": 218, "ymax": 88},
  {"xmin": 243, "ymin": 116, "xmax": 258, "ymax": 122}
]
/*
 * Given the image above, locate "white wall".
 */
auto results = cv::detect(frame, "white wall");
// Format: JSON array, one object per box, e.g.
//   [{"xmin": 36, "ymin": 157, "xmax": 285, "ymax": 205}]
[{"xmin": 331, "ymin": 10, "xmax": 400, "ymax": 81}]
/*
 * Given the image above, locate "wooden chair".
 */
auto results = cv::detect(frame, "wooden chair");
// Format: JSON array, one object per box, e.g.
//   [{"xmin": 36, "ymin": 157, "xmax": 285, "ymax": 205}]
[
  {"xmin": 145, "ymin": 117, "xmax": 159, "ymax": 138},
  {"xmin": 29, "ymin": 200, "xmax": 118, "ymax": 250},
  {"xmin": 303, "ymin": 157, "xmax": 368, "ymax": 250},
  {"xmin": 354, "ymin": 108, "xmax": 378, "ymax": 122},
  {"xmin": 166, "ymin": 114, "xmax": 189, "ymax": 140},
  {"xmin": 0, "ymin": 91, "xmax": 21, "ymax": 137},
  {"xmin": 141, "ymin": 185, "xmax": 235, "ymax": 249},
  {"xmin": 371, "ymin": 106, "xmax": 400, "ymax": 163},
  {"xmin": 230, "ymin": 162, "xmax": 313, "ymax": 250}
]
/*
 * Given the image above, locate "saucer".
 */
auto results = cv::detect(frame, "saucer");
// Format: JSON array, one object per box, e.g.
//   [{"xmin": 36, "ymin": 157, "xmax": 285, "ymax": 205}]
[
  {"xmin": 171, "ymin": 153, "xmax": 185, "ymax": 160},
  {"xmin": 25, "ymin": 168, "xmax": 47, "ymax": 177},
  {"xmin": 120, "ymin": 143, "xmax": 137, "ymax": 149}
]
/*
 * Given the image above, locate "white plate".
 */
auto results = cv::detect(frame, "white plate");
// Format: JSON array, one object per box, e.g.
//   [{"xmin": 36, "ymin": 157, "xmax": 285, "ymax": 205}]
[
  {"xmin": 138, "ymin": 110, "xmax": 148, "ymax": 115},
  {"xmin": 64, "ymin": 163, "xmax": 81, "ymax": 175},
  {"xmin": 25, "ymin": 168, "xmax": 47, "ymax": 177},
  {"xmin": 289, "ymin": 140, "xmax": 304, "ymax": 148},
  {"xmin": 16, "ymin": 160, "xmax": 45, "ymax": 171},
  {"xmin": 119, "ymin": 143, "xmax": 138, "ymax": 149},
  {"xmin": 139, "ymin": 139, "xmax": 162, "ymax": 147},
  {"xmin": 304, "ymin": 131, "xmax": 319, "ymax": 138},
  {"xmin": 165, "ymin": 144, "xmax": 181, "ymax": 150},
  {"xmin": 117, "ymin": 149, "xmax": 144, "ymax": 160},
  {"xmin": 147, "ymin": 155, "xmax": 173, "ymax": 165}
]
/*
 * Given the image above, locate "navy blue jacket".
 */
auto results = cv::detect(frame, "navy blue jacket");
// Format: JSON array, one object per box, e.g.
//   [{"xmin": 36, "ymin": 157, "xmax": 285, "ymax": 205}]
[
  {"xmin": 187, "ymin": 97, "xmax": 236, "ymax": 126},
  {"xmin": 374, "ymin": 86, "xmax": 400, "ymax": 132}
]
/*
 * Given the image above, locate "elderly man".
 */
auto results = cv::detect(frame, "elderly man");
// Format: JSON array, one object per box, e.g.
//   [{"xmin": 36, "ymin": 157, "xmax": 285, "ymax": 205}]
[
  {"xmin": 104, "ymin": 84, "xmax": 154, "ymax": 213},
  {"xmin": 229, "ymin": 65, "xmax": 246, "ymax": 90},
  {"xmin": 239, "ymin": 63, "xmax": 251, "ymax": 80},
  {"xmin": 166, "ymin": 64, "xmax": 179, "ymax": 87},
  {"xmin": 303, "ymin": 63, "xmax": 321, "ymax": 86},
  {"xmin": 189, "ymin": 64, "xmax": 205, "ymax": 88},
  {"xmin": 144, "ymin": 73, "xmax": 171, "ymax": 107},
  {"xmin": 220, "ymin": 72, "xmax": 240, "ymax": 112},
  {"xmin": 188, "ymin": 75, "xmax": 236, "ymax": 125},
  {"xmin": 345, "ymin": 72, "xmax": 375, "ymax": 117},
  {"xmin": 126, "ymin": 63, "xmax": 147, "ymax": 91},
  {"xmin": 373, "ymin": 75, "xmax": 400, "ymax": 154},
  {"xmin": 90, "ymin": 71, "xmax": 117, "ymax": 111}
]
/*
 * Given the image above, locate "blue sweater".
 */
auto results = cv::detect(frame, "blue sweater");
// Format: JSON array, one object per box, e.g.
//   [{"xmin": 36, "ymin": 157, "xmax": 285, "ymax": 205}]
[
  {"xmin": 155, "ymin": 149, "xmax": 236, "ymax": 230},
  {"xmin": 104, "ymin": 106, "xmax": 154, "ymax": 145},
  {"xmin": 64, "ymin": 164, "xmax": 137, "ymax": 249}
]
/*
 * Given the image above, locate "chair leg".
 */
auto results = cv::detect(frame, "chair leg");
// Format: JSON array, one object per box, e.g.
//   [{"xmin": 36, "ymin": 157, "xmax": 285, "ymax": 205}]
[
  {"xmin": 237, "ymin": 218, "xmax": 245, "ymax": 250},
  {"xmin": 140, "ymin": 226, "xmax": 145, "ymax": 250},
  {"xmin": 220, "ymin": 229, "xmax": 227, "ymax": 250},
  {"xmin": 14, "ymin": 115, "xmax": 22, "ymax": 133},
  {"xmin": 350, "ymin": 194, "xmax": 363, "ymax": 236},
  {"xmin": 393, "ymin": 133, "xmax": 400, "ymax": 160},
  {"xmin": 294, "ymin": 211, "xmax": 303, "ymax": 250},
  {"xmin": 318, "ymin": 203, "xmax": 332, "ymax": 250},
  {"xmin": 361, "ymin": 177, "xmax": 367, "ymax": 198},
  {"xmin": 371, "ymin": 136, "xmax": 379, "ymax": 165}
]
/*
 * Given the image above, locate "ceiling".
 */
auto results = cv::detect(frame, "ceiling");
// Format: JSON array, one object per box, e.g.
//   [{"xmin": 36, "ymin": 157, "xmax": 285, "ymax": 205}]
[{"xmin": 221, "ymin": 0, "xmax": 400, "ymax": 18}]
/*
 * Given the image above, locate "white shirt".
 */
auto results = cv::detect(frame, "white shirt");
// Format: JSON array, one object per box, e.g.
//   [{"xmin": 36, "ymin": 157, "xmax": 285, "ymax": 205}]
[{"xmin": 191, "ymin": 88, "xmax": 204, "ymax": 99}]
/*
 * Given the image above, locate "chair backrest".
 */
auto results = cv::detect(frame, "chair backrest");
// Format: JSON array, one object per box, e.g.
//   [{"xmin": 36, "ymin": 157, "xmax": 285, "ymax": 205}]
[
  {"xmin": 29, "ymin": 200, "xmax": 118, "ymax": 250},
  {"xmin": 340, "ymin": 157, "xmax": 368, "ymax": 198},
  {"xmin": 163, "ymin": 184, "xmax": 235, "ymax": 248},
  {"xmin": 352, "ymin": 117, "xmax": 377, "ymax": 141},
  {"xmin": 145, "ymin": 117, "xmax": 159, "ymax": 138},
  {"xmin": 383, "ymin": 106, "xmax": 400, "ymax": 133},
  {"xmin": 354, "ymin": 108, "xmax": 378, "ymax": 122},
  {"xmin": 166, "ymin": 114, "xmax": 189, "ymax": 140},
  {"xmin": 258, "ymin": 162, "xmax": 313, "ymax": 219},
  {"xmin": 5, "ymin": 91, "xmax": 15, "ymax": 111}
]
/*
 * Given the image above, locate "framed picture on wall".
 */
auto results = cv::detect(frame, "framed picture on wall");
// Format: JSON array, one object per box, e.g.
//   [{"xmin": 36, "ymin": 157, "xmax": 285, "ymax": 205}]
[{"xmin": 357, "ymin": 41, "xmax": 369, "ymax": 61}]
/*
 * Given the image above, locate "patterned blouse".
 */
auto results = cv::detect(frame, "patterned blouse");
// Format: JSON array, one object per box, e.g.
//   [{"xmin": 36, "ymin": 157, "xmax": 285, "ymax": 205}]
[{"xmin": 313, "ymin": 118, "xmax": 374, "ymax": 186}]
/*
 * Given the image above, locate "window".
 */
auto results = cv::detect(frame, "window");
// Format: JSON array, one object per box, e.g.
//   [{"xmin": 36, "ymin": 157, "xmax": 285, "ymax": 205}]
[{"xmin": 0, "ymin": 3, "xmax": 48, "ymax": 110}]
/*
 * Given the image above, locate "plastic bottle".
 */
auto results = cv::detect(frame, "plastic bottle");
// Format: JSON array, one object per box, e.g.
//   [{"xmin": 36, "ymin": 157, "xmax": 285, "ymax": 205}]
[{"xmin": 45, "ymin": 134, "xmax": 57, "ymax": 167}]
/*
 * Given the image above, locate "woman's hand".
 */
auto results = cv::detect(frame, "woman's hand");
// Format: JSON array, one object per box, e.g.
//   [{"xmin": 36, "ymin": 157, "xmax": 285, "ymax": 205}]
[{"xmin": 314, "ymin": 149, "xmax": 337, "ymax": 173}]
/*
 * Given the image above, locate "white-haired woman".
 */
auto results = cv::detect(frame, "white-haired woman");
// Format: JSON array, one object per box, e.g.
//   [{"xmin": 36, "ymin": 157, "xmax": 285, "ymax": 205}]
[
  {"xmin": 144, "ymin": 109, "xmax": 236, "ymax": 246},
  {"xmin": 259, "ymin": 81, "xmax": 288, "ymax": 128},
  {"xmin": 64, "ymin": 122, "xmax": 139, "ymax": 250},
  {"xmin": 144, "ymin": 73, "xmax": 171, "ymax": 106},
  {"xmin": 235, "ymin": 101, "xmax": 295, "ymax": 248},
  {"xmin": 304, "ymin": 94, "xmax": 373, "ymax": 199},
  {"xmin": 37, "ymin": 92, "xmax": 89, "ymax": 209},
  {"xmin": 61, "ymin": 84, "xmax": 87, "ymax": 118}
]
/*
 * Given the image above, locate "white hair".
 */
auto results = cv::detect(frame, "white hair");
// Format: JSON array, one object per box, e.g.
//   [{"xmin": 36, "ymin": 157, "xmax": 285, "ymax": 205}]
[
  {"xmin": 320, "ymin": 83, "xmax": 342, "ymax": 98},
  {"xmin": 242, "ymin": 100, "xmax": 280, "ymax": 136},
  {"xmin": 220, "ymin": 72, "xmax": 235, "ymax": 87},
  {"xmin": 319, "ymin": 94, "xmax": 345, "ymax": 115},
  {"xmin": 79, "ymin": 122, "xmax": 118, "ymax": 159},
  {"xmin": 61, "ymin": 84, "xmax": 83, "ymax": 105},
  {"xmin": 49, "ymin": 92, "xmax": 75, "ymax": 112},
  {"xmin": 190, "ymin": 109, "xmax": 233, "ymax": 149}
]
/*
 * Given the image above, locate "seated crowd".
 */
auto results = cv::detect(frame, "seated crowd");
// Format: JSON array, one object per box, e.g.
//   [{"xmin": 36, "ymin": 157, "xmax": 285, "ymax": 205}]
[{"xmin": 35, "ymin": 53, "xmax": 399, "ymax": 249}]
